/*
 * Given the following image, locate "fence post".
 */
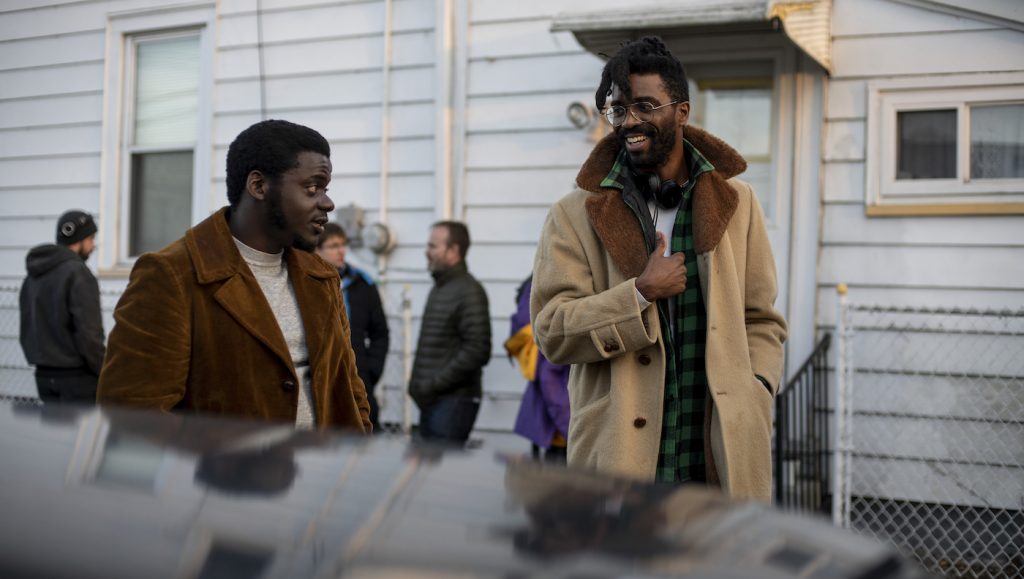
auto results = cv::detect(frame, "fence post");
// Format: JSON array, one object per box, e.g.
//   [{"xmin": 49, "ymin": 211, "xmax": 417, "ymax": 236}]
[{"xmin": 833, "ymin": 283, "xmax": 848, "ymax": 527}]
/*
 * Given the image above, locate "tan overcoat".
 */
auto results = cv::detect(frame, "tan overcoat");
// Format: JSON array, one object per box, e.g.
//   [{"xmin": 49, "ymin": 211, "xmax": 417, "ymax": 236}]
[
  {"xmin": 98, "ymin": 208, "xmax": 371, "ymax": 432},
  {"xmin": 531, "ymin": 127, "xmax": 787, "ymax": 500}
]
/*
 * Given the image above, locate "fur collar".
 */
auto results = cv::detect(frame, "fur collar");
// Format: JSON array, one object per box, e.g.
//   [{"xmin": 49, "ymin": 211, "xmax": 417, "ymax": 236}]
[{"xmin": 578, "ymin": 125, "xmax": 745, "ymax": 279}]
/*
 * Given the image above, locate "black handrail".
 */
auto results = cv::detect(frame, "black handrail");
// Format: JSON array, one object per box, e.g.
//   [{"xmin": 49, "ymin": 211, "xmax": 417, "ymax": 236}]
[{"xmin": 774, "ymin": 333, "xmax": 831, "ymax": 513}]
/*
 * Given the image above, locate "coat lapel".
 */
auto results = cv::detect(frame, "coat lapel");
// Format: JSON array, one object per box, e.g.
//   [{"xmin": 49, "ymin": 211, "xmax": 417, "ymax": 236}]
[
  {"xmin": 287, "ymin": 249, "xmax": 339, "ymax": 371},
  {"xmin": 577, "ymin": 126, "xmax": 745, "ymax": 278},
  {"xmin": 187, "ymin": 208, "xmax": 295, "ymax": 373}
]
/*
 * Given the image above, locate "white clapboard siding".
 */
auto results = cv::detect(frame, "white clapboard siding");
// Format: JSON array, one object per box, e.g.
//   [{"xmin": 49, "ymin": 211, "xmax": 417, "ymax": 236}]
[
  {"xmin": 467, "ymin": 52, "xmax": 602, "ymax": 97},
  {"xmin": 823, "ymin": 119, "xmax": 865, "ymax": 161},
  {"xmin": 849, "ymin": 457, "xmax": 1022, "ymax": 509},
  {"xmin": 465, "ymin": 167, "xmax": 579, "ymax": 206},
  {"xmin": 822, "ymin": 205, "xmax": 1024, "ymax": 246},
  {"xmin": 0, "ymin": 188, "xmax": 100, "ymax": 217},
  {"xmin": 468, "ymin": 19, "xmax": 583, "ymax": 60},
  {"xmin": 819, "ymin": 245, "xmax": 1024, "ymax": 289},
  {"xmin": 0, "ymin": 30, "xmax": 105, "ymax": 71},
  {"xmin": 0, "ymin": 62, "xmax": 105, "ymax": 100},
  {"xmin": 822, "ymin": 161, "xmax": 865, "ymax": 203},
  {"xmin": 0, "ymin": 0, "xmax": 183, "ymax": 40},
  {"xmin": 832, "ymin": 29, "xmax": 1024, "ymax": 79},
  {"xmin": 466, "ymin": 206, "xmax": 550, "ymax": 244},
  {"xmin": 0, "ymin": 124, "xmax": 102, "ymax": 159},
  {"xmin": 470, "ymin": 0, "xmax": 596, "ymax": 23},
  {"xmin": 466, "ymin": 91, "xmax": 596, "ymax": 133},
  {"xmin": 0, "ymin": 93, "xmax": 104, "ymax": 130},
  {"xmin": 0, "ymin": 155, "xmax": 101, "ymax": 188},
  {"xmin": 832, "ymin": 0, "xmax": 998, "ymax": 36},
  {"xmin": 465, "ymin": 130, "xmax": 597, "ymax": 170}
]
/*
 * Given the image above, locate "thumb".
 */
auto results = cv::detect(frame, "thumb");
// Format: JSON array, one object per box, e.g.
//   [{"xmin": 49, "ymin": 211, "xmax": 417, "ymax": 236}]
[{"xmin": 653, "ymin": 232, "xmax": 666, "ymax": 254}]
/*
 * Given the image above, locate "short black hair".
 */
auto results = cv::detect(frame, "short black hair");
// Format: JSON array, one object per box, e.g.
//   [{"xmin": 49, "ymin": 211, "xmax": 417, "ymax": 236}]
[
  {"xmin": 595, "ymin": 36, "xmax": 689, "ymax": 110},
  {"xmin": 432, "ymin": 220, "xmax": 470, "ymax": 260},
  {"xmin": 226, "ymin": 119, "xmax": 331, "ymax": 207},
  {"xmin": 318, "ymin": 222, "xmax": 347, "ymax": 248}
]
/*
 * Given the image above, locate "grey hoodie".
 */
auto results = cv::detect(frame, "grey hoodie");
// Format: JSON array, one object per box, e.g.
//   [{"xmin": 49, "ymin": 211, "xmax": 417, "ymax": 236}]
[{"xmin": 19, "ymin": 244, "xmax": 105, "ymax": 375}]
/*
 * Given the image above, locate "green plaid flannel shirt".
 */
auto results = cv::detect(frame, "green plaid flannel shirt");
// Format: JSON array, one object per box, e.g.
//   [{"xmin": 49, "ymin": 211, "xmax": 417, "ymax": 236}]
[{"xmin": 600, "ymin": 140, "xmax": 715, "ymax": 484}]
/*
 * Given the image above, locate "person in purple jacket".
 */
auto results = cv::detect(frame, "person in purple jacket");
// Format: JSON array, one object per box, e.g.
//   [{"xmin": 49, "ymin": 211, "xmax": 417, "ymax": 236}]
[{"xmin": 505, "ymin": 276, "xmax": 571, "ymax": 463}]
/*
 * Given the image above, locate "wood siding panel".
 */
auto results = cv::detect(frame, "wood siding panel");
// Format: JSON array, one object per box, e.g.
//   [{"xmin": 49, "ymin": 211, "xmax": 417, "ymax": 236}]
[
  {"xmin": 0, "ymin": 156, "xmax": 100, "ymax": 188},
  {"xmin": 465, "ymin": 206, "xmax": 549, "ymax": 244},
  {"xmin": 832, "ymin": 29, "xmax": 1024, "ymax": 78},
  {"xmin": 466, "ymin": 92, "xmax": 595, "ymax": 133},
  {"xmin": 0, "ymin": 188, "xmax": 100, "ymax": 217},
  {"xmin": 0, "ymin": 124, "xmax": 102, "ymax": 159},
  {"xmin": 0, "ymin": 93, "xmax": 103, "ymax": 130},
  {"xmin": 826, "ymin": 79, "xmax": 866, "ymax": 120},
  {"xmin": 818, "ymin": 245, "xmax": 1024, "ymax": 289},
  {"xmin": 832, "ymin": 0, "xmax": 996, "ymax": 37},
  {"xmin": 468, "ymin": 19, "xmax": 582, "ymax": 60},
  {"xmin": 465, "ymin": 131, "xmax": 595, "ymax": 169},
  {"xmin": 823, "ymin": 120, "xmax": 865, "ymax": 162},
  {"xmin": 470, "ymin": 0, "xmax": 594, "ymax": 23},
  {"xmin": 822, "ymin": 204, "xmax": 1024, "ymax": 246},
  {"xmin": 464, "ymin": 167, "xmax": 578, "ymax": 206},
  {"xmin": 467, "ymin": 53, "xmax": 603, "ymax": 97},
  {"xmin": 0, "ymin": 31, "xmax": 104, "ymax": 71},
  {"xmin": 849, "ymin": 458, "xmax": 1021, "ymax": 509},
  {"xmin": 216, "ymin": 31, "xmax": 434, "ymax": 80},
  {"xmin": 823, "ymin": 161, "xmax": 865, "ymax": 203},
  {"xmin": 0, "ymin": 62, "xmax": 104, "ymax": 100}
]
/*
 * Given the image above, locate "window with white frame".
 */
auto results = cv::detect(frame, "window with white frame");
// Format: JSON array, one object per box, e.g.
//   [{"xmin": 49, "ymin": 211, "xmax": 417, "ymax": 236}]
[
  {"xmin": 126, "ymin": 31, "xmax": 200, "ymax": 256},
  {"xmin": 101, "ymin": 4, "xmax": 213, "ymax": 271},
  {"xmin": 866, "ymin": 73, "xmax": 1024, "ymax": 215}
]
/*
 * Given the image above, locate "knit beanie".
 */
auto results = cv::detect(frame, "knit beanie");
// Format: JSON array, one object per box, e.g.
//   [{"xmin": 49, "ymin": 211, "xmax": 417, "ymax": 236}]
[{"xmin": 56, "ymin": 210, "xmax": 97, "ymax": 246}]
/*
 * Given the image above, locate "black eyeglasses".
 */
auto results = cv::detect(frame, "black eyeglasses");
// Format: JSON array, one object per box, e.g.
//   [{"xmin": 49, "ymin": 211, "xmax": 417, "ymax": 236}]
[{"xmin": 602, "ymin": 101, "xmax": 679, "ymax": 127}]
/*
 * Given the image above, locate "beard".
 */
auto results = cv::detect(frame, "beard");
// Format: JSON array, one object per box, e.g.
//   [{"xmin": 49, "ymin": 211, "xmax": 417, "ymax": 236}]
[
  {"xmin": 619, "ymin": 121, "xmax": 678, "ymax": 173},
  {"xmin": 266, "ymin": 182, "xmax": 317, "ymax": 252}
]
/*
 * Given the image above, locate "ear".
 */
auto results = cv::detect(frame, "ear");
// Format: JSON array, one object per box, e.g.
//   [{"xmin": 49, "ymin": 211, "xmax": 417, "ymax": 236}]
[
  {"xmin": 676, "ymin": 101, "xmax": 690, "ymax": 127},
  {"xmin": 246, "ymin": 170, "xmax": 268, "ymax": 201}
]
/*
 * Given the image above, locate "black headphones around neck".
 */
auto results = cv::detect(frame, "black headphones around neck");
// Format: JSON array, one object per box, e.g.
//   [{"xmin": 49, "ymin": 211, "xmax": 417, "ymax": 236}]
[{"xmin": 646, "ymin": 174, "xmax": 683, "ymax": 209}]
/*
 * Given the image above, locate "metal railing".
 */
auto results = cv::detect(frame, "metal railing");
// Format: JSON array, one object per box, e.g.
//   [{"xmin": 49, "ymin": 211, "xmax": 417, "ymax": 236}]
[{"xmin": 774, "ymin": 333, "xmax": 831, "ymax": 513}]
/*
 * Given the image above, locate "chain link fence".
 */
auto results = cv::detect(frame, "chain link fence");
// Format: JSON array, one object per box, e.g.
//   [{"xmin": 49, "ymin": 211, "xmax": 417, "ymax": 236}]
[{"xmin": 834, "ymin": 296, "xmax": 1024, "ymax": 578}]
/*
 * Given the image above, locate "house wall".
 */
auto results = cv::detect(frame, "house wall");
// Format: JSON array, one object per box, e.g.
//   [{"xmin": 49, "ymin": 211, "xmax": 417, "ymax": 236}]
[
  {"xmin": 0, "ymin": 0, "xmax": 608, "ymax": 433},
  {"xmin": 820, "ymin": 0, "xmax": 1024, "ymax": 508}
]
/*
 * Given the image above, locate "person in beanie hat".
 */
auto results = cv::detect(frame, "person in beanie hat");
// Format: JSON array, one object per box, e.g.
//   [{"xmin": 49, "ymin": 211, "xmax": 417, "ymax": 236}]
[{"xmin": 19, "ymin": 210, "xmax": 105, "ymax": 403}]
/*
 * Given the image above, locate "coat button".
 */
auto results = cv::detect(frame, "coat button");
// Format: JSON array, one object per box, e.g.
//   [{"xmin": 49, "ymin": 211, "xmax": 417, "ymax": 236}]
[
  {"xmin": 604, "ymin": 342, "xmax": 620, "ymax": 353},
  {"xmin": 281, "ymin": 379, "xmax": 297, "ymax": 392},
  {"xmin": 633, "ymin": 417, "xmax": 647, "ymax": 428},
  {"xmin": 638, "ymin": 354, "xmax": 652, "ymax": 365}
]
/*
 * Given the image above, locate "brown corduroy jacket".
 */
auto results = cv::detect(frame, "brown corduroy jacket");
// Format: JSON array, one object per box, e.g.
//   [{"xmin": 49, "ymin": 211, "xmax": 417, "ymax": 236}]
[
  {"xmin": 531, "ymin": 127, "xmax": 787, "ymax": 500},
  {"xmin": 98, "ymin": 208, "xmax": 371, "ymax": 432}
]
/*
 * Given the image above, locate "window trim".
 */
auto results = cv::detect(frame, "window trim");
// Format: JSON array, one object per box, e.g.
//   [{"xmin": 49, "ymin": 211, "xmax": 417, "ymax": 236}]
[
  {"xmin": 99, "ymin": 3, "xmax": 214, "ymax": 274},
  {"xmin": 866, "ymin": 72, "xmax": 1024, "ymax": 216}
]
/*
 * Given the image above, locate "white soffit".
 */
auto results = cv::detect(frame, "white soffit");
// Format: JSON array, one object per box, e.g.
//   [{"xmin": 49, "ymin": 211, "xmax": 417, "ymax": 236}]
[{"xmin": 551, "ymin": 0, "xmax": 833, "ymax": 73}]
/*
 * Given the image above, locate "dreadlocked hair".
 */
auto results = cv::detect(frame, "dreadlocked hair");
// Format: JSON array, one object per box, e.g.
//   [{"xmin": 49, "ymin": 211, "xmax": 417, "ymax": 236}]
[{"xmin": 595, "ymin": 36, "xmax": 689, "ymax": 110}]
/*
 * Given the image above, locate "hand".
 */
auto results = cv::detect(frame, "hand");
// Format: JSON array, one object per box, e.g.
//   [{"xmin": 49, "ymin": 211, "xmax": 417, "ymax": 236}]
[{"xmin": 635, "ymin": 233, "xmax": 686, "ymax": 301}]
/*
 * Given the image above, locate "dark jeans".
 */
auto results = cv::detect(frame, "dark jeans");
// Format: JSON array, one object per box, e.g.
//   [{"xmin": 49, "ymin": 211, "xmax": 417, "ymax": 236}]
[
  {"xmin": 35, "ymin": 368, "xmax": 98, "ymax": 404},
  {"xmin": 419, "ymin": 396, "xmax": 480, "ymax": 443}
]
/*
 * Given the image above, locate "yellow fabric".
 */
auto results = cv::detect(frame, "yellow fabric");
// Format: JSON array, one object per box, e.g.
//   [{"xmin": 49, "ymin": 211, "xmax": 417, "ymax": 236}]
[{"xmin": 503, "ymin": 324, "xmax": 538, "ymax": 381}]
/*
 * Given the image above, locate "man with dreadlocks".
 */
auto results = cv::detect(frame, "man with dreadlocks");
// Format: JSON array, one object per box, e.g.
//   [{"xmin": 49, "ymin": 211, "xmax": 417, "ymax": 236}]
[{"xmin": 530, "ymin": 37, "xmax": 786, "ymax": 501}]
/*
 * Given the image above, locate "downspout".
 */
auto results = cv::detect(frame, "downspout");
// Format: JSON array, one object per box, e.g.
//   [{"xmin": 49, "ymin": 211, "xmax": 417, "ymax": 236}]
[
  {"xmin": 378, "ymin": 0, "xmax": 393, "ymax": 280},
  {"xmin": 434, "ymin": 0, "xmax": 454, "ymax": 220}
]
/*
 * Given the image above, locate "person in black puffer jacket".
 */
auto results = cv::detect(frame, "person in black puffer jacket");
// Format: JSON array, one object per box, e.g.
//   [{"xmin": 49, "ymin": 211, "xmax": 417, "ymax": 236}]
[
  {"xmin": 316, "ymin": 223, "xmax": 390, "ymax": 430},
  {"xmin": 409, "ymin": 221, "xmax": 491, "ymax": 443},
  {"xmin": 19, "ymin": 210, "xmax": 105, "ymax": 403}
]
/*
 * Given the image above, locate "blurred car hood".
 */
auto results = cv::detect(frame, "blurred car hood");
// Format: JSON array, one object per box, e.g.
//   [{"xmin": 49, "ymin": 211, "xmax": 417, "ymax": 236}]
[{"xmin": 0, "ymin": 403, "xmax": 930, "ymax": 579}]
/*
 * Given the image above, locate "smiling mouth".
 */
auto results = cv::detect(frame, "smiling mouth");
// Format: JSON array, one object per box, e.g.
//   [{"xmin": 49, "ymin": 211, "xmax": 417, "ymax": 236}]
[{"xmin": 626, "ymin": 134, "xmax": 647, "ymax": 144}]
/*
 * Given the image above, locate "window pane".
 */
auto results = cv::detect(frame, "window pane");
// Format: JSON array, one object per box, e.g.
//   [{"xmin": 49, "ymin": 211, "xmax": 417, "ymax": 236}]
[
  {"xmin": 970, "ymin": 103, "xmax": 1024, "ymax": 179},
  {"xmin": 134, "ymin": 34, "xmax": 199, "ymax": 146},
  {"xmin": 897, "ymin": 109, "xmax": 956, "ymax": 179},
  {"xmin": 130, "ymin": 151, "xmax": 193, "ymax": 256},
  {"xmin": 701, "ymin": 87, "xmax": 772, "ymax": 158}
]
